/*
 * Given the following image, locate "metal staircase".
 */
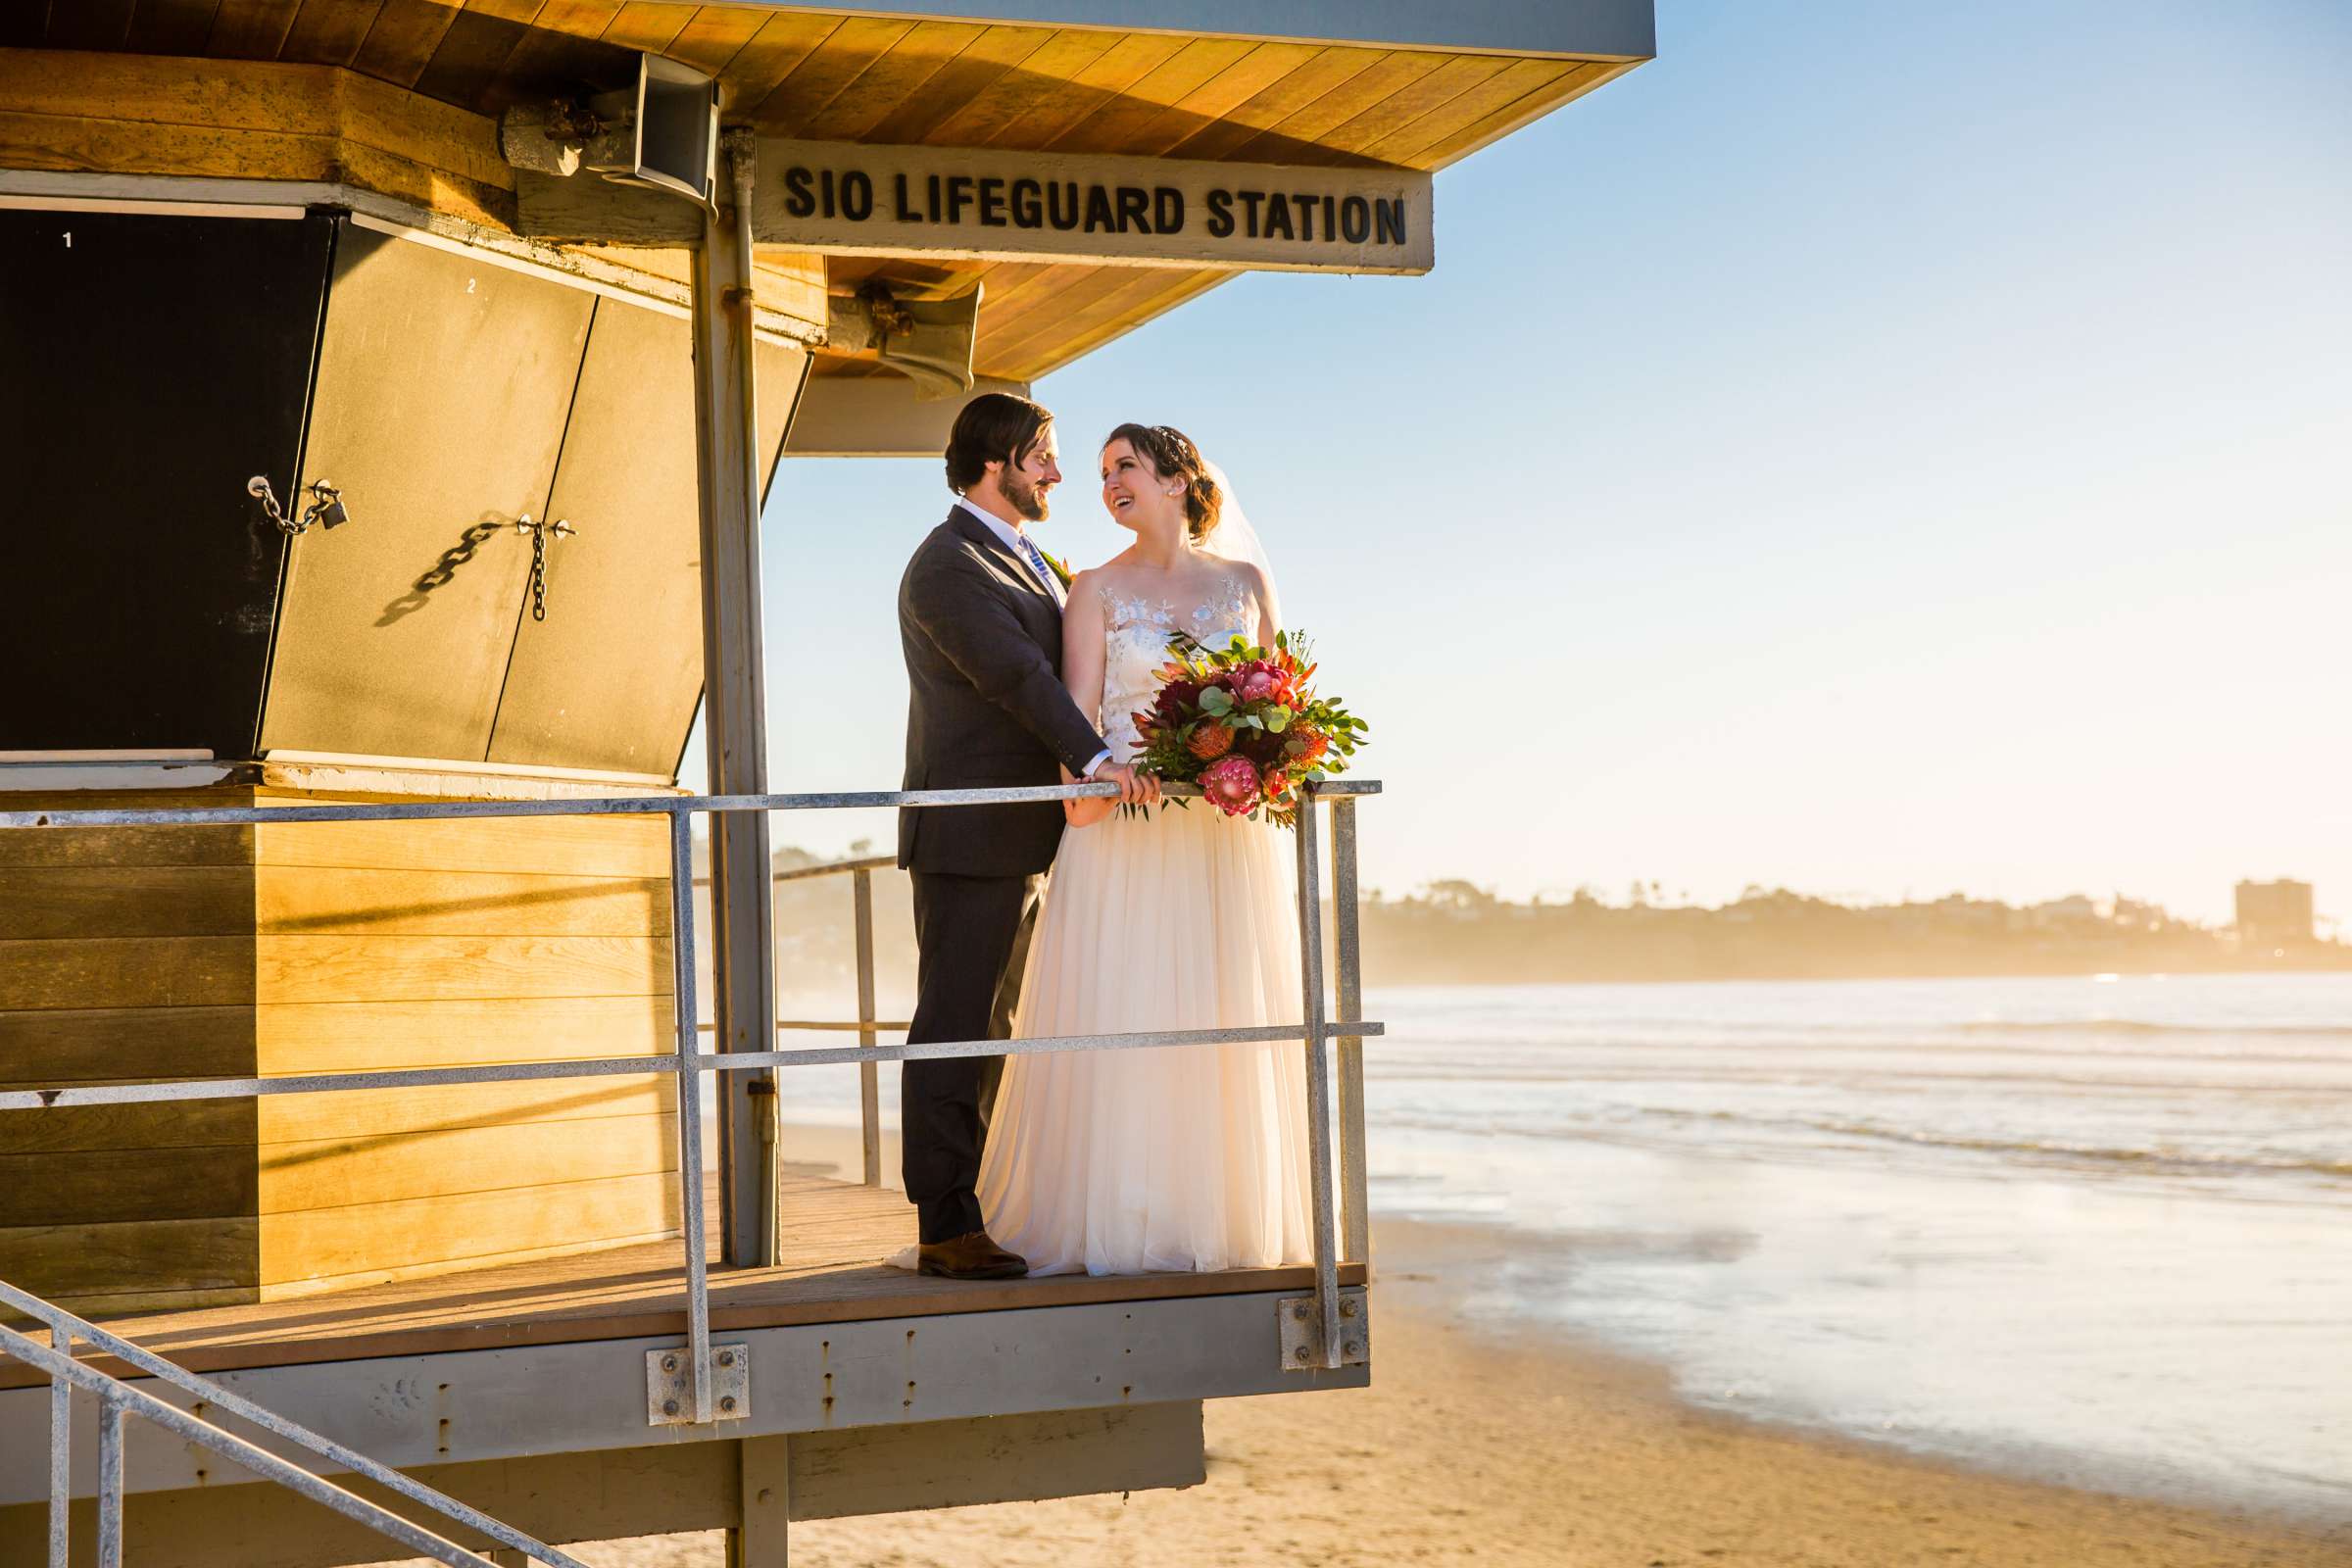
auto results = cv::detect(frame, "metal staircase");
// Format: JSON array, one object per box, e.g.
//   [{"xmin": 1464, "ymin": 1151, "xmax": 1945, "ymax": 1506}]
[{"xmin": 0, "ymin": 1278, "xmax": 588, "ymax": 1568}]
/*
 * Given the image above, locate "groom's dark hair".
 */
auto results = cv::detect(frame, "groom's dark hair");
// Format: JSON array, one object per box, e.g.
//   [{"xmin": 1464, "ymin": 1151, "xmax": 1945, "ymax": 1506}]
[{"xmin": 945, "ymin": 392, "xmax": 1054, "ymax": 495}]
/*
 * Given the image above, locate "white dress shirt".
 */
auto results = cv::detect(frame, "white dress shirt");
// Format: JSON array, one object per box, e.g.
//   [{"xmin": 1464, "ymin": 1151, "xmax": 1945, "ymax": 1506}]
[{"xmin": 954, "ymin": 495, "xmax": 1112, "ymax": 780}]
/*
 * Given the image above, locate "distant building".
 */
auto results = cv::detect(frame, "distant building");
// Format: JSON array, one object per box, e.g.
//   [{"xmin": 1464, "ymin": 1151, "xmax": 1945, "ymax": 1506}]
[
  {"xmin": 2030, "ymin": 894, "xmax": 2100, "ymax": 929},
  {"xmin": 2235, "ymin": 879, "xmax": 2316, "ymax": 948}
]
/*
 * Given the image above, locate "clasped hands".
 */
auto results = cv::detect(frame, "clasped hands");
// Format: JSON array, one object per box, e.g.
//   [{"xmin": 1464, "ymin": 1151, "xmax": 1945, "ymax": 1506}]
[{"xmin": 1092, "ymin": 760, "xmax": 1162, "ymax": 808}]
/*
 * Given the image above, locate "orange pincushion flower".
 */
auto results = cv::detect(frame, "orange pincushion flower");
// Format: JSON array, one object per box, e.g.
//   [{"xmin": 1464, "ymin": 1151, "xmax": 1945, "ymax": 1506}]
[
  {"xmin": 1188, "ymin": 720, "xmax": 1235, "ymax": 760},
  {"xmin": 1289, "ymin": 727, "xmax": 1329, "ymax": 763}
]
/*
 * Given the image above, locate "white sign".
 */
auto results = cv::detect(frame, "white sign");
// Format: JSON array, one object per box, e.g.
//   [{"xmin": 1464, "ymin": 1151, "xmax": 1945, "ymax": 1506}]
[{"xmin": 753, "ymin": 138, "xmax": 1432, "ymax": 274}]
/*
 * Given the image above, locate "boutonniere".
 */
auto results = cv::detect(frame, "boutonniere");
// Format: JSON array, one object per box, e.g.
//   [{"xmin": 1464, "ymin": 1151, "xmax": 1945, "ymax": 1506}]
[{"xmin": 1041, "ymin": 550, "xmax": 1073, "ymax": 588}]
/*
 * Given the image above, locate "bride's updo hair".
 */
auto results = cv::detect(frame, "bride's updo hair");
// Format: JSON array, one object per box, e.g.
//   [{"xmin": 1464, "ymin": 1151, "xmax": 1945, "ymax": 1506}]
[{"xmin": 1105, "ymin": 422, "xmax": 1224, "ymax": 543}]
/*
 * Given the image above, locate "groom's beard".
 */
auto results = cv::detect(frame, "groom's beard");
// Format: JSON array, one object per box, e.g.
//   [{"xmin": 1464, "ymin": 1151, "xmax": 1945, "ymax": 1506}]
[{"xmin": 1004, "ymin": 472, "xmax": 1051, "ymax": 521}]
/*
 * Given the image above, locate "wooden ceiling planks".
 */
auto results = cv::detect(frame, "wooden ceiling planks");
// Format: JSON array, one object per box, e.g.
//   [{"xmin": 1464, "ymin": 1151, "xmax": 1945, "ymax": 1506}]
[
  {"xmin": 1356, "ymin": 54, "xmax": 1576, "ymax": 168},
  {"xmin": 1101, "ymin": 38, "xmax": 1325, "ymax": 161},
  {"xmin": 658, "ymin": 1, "xmax": 765, "ymax": 76},
  {"xmin": 979, "ymin": 264, "xmax": 1221, "ymax": 379},
  {"xmin": 749, "ymin": 12, "xmax": 915, "ymax": 126},
  {"xmin": 411, "ymin": 1, "xmax": 541, "ymax": 109},
  {"xmin": 122, "ymin": 0, "xmax": 224, "ymax": 54},
  {"xmin": 598, "ymin": 1, "xmax": 692, "ymax": 55},
  {"xmin": 348, "ymin": 0, "xmax": 461, "ymax": 88},
  {"xmin": 44, "ymin": 0, "xmax": 137, "ymax": 51},
  {"xmin": 277, "ymin": 0, "xmax": 384, "ymax": 66},
  {"xmin": 1153, "ymin": 45, "xmax": 1379, "ymax": 164},
  {"xmin": 973, "ymin": 29, "xmax": 1190, "ymax": 151},
  {"xmin": 853, "ymin": 22, "xmax": 1059, "ymax": 147},
  {"xmin": 1412, "ymin": 58, "xmax": 1629, "ymax": 170},
  {"xmin": 903, "ymin": 27, "xmax": 1123, "ymax": 148},
  {"xmin": 1039, "ymin": 33, "xmax": 1261, "ymax": 154},
  {"xmin": 782, "ymin": 18, "xmax": 980, "ymax": 143},
  {"xmin": 485, "ymin": 1, "xmax": 622, "ymax": 109},
  {"xmin": 1315, "ymin": 51, "xmax": 1518, "ymax": 162},
  {"xmin": 207, "ymin": 0, "xmax": 303, "ymax": 58},
  {"xmin": 711, "ymin": 11, "xmax": 842, "ymax": 114}
]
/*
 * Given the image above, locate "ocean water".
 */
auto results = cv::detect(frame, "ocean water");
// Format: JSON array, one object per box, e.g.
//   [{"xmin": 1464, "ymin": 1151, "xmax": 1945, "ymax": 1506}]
[
  {"xmin": 772, "ymin": 971, "xmax": 2352, "ymax": 1517},
  {"xmin": 1361, "ymin": 974, "xmax": 2352, "ymax": 1519}
]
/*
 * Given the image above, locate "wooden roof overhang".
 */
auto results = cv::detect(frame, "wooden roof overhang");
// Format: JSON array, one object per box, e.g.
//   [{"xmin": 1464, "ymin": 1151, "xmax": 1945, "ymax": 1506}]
[{"xmin": 1, "ymin": 2, "xmax": 1651, "ymax": 387}]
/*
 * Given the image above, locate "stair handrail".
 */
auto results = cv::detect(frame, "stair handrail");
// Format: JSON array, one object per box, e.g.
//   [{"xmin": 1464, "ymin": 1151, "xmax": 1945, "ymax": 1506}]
[{"xmin": 0, "ymin": 1280, "xmax": 591, "ymax": 1568}]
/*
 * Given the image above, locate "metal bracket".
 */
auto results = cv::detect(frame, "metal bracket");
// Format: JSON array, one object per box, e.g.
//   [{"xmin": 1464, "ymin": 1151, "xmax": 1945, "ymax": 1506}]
[
  {"xmin": 646, "ymin": 1344, "xmax": 750, "ymax": 1426},
  {"xmin": 1278, "ymin": 1287, "xmax": 1369, "ymax": 1371}
]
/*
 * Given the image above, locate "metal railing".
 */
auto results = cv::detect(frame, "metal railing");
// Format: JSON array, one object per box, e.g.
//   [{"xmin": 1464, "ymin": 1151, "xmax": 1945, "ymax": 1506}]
[
  {"xmin": 695, "ymin": 853, "xmax": 904, "ymax": 1188},
  {"xmin": 0, "ymin": 1281, "xmax": 587, "ymax": 1568},
  {"xmin": 0, "ymin": 777, "xmax": 1381, "ymax": 1555}
]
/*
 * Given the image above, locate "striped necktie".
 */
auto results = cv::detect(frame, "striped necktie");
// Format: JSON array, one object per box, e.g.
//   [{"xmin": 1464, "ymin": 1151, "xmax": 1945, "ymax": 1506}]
[{"xmin": 1011, "ymin": 529, "xmax": 1064, "ymax": 607}]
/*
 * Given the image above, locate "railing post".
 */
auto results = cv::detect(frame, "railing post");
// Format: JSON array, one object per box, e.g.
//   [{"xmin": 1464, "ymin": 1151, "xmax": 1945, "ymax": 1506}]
[
  {"xmin": 853, "ymin": 867, "xmax": 882, "ymax": 1188},
  {"xmin": 1332, "ymin": 797, "xmax": 1370, "ymax": 1266},
  {"xmin": 95, "ymin": 1394, "xmax": 124, "ymax": 1568},
  {"xmin": 48, "ymin": 1323, "xmax": 70, "ymax": 1568},
  {"xmin": 1292, "ymin": 785, "xmax": 1343, "ymax": 1369},
  {"xmin": 669, "ymin": 810, "xmax": 714, "ymax": 1424}
]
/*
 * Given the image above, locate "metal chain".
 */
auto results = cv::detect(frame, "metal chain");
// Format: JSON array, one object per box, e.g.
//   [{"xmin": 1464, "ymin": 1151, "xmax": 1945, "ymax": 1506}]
[
  {"xmin": 514, "ymin": 515, "xmax": 576, "ymax": 621},
  {"xmin": 528, "ymin": 523, "xmax": 550, "ymax": 621},
  {"xmin": 247, "ymin": 476, "xmax": 346, "ymax": 536}
]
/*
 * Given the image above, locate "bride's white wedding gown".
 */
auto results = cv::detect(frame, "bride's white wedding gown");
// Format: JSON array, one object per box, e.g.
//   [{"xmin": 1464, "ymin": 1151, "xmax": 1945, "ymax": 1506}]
[{"xmin": 975, "ymin": 573, "xmax": 1316, "ymax": 1275}]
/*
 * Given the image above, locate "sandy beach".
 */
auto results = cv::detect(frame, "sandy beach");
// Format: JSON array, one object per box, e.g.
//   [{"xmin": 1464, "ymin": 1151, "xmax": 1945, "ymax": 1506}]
[{"xmin": 445, "ymin": 1203, "xmax": 2348, "ymax": 1568}]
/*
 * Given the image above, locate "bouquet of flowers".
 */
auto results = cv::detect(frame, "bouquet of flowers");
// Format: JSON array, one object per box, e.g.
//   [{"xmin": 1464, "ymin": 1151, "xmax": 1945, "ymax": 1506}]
[{"xmin": 1130, "ymin": 631, "xmax": 1366, "ymax": 828}]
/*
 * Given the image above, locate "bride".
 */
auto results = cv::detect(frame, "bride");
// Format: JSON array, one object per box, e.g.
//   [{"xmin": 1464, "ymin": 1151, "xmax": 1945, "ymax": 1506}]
[{"xmin": 974, "ymin": 423, "xmax": 1316, "ymax": 1275}]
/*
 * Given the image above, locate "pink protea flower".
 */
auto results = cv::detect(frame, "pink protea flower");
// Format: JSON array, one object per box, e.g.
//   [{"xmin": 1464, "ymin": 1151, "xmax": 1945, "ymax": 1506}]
[
  {"xmin": 1199, "ymin": 754, "xmax": 1261, "ymax": 816},
  {"xmin": 1235, "ymin": 663, "xmax": 1283, "ymax": 704}
]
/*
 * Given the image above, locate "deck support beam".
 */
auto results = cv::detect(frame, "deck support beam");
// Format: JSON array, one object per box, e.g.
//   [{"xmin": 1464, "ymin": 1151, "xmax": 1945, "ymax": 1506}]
[
  {"xmin": 731, "ymin": 1435, "xmax": 791, "ymax": 1567},
  {"xmin": 692, "ymin": 134, "xmax": 781, "ymax": 1267}
]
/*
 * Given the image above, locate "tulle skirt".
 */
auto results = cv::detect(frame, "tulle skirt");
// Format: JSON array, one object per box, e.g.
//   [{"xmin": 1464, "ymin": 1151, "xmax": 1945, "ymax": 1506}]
[{"xmin": 975, "ymin": 800, "xmax": 1316, "ymax": 1276}]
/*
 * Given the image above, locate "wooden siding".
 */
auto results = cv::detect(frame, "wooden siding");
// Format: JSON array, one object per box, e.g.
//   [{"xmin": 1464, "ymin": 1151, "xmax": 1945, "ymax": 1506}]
[
  {"xmin": 249, "ymin": 796, "xmax": 679, "ymax": 1298},
  {"xmin": 0, "ymin": 788, "xmax": 682, "ymax": 1314},
  {"xmin": 0, "ymin": 790, "xmax": 262, "ymax": 1315}
]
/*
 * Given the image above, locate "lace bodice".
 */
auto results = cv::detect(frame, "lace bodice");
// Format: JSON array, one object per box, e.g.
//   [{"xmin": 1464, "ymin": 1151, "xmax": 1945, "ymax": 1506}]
[{"xmin": 1097, "ymin": 574, "xmax": 1254, "ymax": 758}]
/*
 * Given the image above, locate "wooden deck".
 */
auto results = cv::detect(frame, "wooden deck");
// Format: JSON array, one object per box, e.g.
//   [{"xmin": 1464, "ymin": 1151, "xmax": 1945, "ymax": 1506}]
[{"xmin": 2, "ymin": 1175, "xmax": 1363, "ymax": 1390}]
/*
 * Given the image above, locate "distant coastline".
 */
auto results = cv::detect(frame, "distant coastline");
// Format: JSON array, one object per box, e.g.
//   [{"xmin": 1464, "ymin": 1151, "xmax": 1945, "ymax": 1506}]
[
  {"xmin": 1357, "ymin": 883, "xmax": 2352, "ymax": 987},
  {"xmin": 750, "ymin": 848, "xmax": 2352, "ymax": 992}
]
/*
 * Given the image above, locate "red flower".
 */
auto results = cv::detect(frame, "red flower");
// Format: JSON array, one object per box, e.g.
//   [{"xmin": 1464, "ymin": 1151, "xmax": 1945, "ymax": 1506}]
[
  {"xmin": 1152, "ymin": 678, "xmax": 1203, "ymax": 725},
  {"xmin": 1200, "ymin": 755, "xmax": 1261, "ymax": 815}
]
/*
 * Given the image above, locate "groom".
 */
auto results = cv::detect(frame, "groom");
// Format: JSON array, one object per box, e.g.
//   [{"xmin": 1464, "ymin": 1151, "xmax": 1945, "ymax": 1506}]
[{"xmin": 896, "ymin": 392, "xmax": 1152, "ymax": 1279}]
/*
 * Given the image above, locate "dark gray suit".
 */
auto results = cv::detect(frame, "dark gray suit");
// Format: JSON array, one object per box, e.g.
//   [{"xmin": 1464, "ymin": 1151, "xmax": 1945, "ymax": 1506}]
[{"xmin": 896, "ymin": 505, "xmax": 1105, "ymax": 1242}]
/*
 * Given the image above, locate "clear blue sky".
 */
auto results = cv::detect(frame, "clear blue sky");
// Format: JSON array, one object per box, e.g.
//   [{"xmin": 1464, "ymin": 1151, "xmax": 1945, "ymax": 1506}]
[{"xmin": 693, "ymin": 0, "xmax": 2352, "ymax": 928}]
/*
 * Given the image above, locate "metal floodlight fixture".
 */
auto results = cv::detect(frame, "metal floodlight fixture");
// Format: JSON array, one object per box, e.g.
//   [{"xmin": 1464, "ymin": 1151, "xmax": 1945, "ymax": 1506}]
[{"xmin": 499, "ymin": 53, "xmax": 720, "ymax": 207}]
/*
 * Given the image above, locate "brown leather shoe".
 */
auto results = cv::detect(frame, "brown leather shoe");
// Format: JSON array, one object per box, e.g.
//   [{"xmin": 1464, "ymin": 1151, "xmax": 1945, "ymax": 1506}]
[{"xmin": 916, "ymin": 1230, "xmax": 1028, "ymax": 1280}]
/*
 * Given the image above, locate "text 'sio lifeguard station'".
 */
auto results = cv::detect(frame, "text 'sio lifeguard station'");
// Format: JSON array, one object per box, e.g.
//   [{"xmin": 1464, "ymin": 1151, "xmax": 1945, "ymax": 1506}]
[{"xmin": 0, "ymin": 5, "xmax": 1648, "ymax": 1562}]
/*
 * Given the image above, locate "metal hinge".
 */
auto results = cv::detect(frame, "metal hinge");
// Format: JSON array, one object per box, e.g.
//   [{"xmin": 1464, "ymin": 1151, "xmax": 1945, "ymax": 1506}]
[
  {"xmin": 647, "ymin": 1344, "xmax": 751, "ymax": 1426},
  {"xmin": 1278, "ymin": 1287, "xmax": 1369, "ymax": 1371}
]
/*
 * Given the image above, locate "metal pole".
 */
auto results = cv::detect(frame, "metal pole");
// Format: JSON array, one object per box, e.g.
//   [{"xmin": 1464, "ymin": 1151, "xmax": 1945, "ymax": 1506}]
[
  {"xmin": 95, "ymin": 1395, "xmax": 123, "ymax": 1568},
  {"xmin": 1332, "ymin": 797, "xmax": 1370, "ymax": 1265},
  {"xmin": 854, "ymin": 866, "xmax": 881, "ymax": 1187},
  {"xmin": 694, "ymin": 128, "xmax": 781, "ymax": 1271},
  {"xmin": 670, "ymin": 810, "xmax": 714, "ymax": 1425},
  {"xmin": 1292, "ymin": 786, "xmax": 1342, "ymax": 1369},
  {"xmin": 47, "ymin": 1324, "xmax": 69, "ymax": 1568}
]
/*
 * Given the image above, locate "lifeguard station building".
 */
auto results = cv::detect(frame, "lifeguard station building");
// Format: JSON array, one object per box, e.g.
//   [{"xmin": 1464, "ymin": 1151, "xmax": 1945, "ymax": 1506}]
[{"xmin": 0, "ymin": 4, "xmax": 1651, "ymax": 1562}]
